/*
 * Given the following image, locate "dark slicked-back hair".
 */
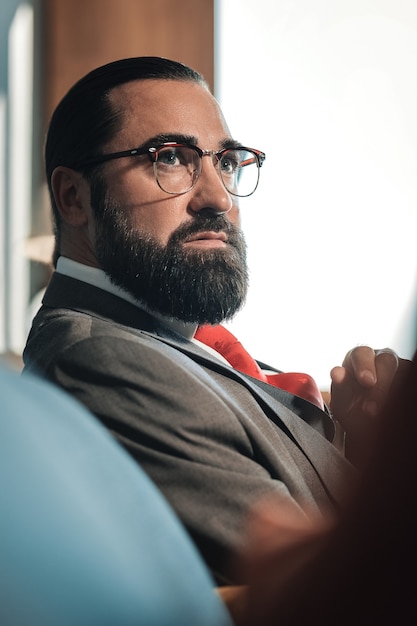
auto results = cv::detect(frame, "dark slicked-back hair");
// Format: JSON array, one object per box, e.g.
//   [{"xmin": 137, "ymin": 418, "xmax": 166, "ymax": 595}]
[{"xmin": 45, "ymin": 56, "xmax": 207, "ymax": 254}]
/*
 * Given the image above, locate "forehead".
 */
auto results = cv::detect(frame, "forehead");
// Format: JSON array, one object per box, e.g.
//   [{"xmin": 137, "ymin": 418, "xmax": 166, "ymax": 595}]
[{"xmin": 107, "ymin": 78, "xmax": 232, "ymax": 148}]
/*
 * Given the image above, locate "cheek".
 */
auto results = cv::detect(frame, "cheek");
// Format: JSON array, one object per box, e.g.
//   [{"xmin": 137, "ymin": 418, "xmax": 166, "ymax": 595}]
[
  {"xmin": 228, "ymin": 203, "xmax": 241, "ymax": 227},
  {"xmin": 110, "ymin": 170, "xmax": 188, "ymax": 245},
  {"xmin": 127, "ymin": 198, "xmax": 189, "ymax": 245}
]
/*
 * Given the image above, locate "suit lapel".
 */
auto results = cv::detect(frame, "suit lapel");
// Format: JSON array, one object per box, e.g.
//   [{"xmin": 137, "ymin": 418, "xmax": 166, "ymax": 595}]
[{"xmin": 152, "ymin": 334, "xmax": 351, "ymax": 505}]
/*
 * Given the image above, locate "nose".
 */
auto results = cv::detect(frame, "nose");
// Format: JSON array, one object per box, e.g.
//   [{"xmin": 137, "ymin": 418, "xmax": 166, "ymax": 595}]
[{"xmin": 187, "ymin": 155, "xmax": 234, "ymax": 216}]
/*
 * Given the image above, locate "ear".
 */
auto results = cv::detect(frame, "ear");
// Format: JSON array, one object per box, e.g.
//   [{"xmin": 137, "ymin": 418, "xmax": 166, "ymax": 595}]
[{"xmin": 51, "ymin": 166, "xmax": 90, "ymax": 226}]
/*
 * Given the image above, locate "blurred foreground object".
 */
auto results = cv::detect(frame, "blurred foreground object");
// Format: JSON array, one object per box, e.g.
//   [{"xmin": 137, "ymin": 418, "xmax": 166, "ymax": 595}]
[
  {"xmin": 234, "ymin": 349, "xmax": 417, "ymax": 625},
  {"xmin": 0, "ymin": 365, "xmax": 231, "ymax": 626}
]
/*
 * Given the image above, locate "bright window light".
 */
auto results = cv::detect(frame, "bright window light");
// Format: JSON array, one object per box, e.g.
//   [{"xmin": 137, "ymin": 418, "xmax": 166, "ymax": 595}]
[{"xmin": 216, "ymin": 0, "xmax": 417, "ymax": 388}]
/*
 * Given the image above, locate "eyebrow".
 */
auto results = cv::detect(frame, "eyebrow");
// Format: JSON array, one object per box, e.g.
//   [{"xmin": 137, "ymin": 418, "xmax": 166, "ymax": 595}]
[{"xmin": 137, "ymin": 133, "xmax": 246, "ymax": 152}]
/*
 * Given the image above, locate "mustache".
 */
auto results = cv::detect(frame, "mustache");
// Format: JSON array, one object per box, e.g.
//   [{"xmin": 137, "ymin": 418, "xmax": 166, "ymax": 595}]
[{"xmin": 169, "ymin": 215, "xmax": 243, "ymax": 245}]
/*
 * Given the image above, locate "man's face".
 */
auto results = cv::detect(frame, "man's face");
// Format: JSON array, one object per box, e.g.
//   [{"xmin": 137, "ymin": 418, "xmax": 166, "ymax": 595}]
[{"xmin": 90, "ymin": 79, "xmax": 249, "ymax": 324}]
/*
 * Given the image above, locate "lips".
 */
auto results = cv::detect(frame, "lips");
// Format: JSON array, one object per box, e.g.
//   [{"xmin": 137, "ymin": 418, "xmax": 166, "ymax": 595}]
[{"xmin": 183, "ymin": 231, "xmax": 228, "ymax": 244}]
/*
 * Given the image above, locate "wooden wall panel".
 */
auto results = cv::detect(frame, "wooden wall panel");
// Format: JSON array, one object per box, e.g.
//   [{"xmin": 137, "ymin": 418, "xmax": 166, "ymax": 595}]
[{"xmin": 42, "ymin": 0, "xmax": 214, "ymax": 124}]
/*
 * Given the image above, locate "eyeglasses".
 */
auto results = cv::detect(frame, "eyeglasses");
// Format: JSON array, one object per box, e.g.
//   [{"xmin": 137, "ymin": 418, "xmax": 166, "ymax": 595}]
[{"xmin": 74, "ymin": 142, "xmax": 266, "ymax": 197}]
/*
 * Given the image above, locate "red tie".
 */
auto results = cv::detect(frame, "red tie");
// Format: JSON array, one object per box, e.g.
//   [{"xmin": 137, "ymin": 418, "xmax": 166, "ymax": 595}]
[{"xmin": 194, "ymin": 324, "xmax": 324, "ymax": 410}]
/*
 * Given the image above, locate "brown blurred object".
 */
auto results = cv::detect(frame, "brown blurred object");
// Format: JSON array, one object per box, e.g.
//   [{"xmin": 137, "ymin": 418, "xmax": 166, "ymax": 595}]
[
  {"xmin": 41, "ymin": 0, "xmax": 214, "ymax": 125},
  {"xmin": 216, "ymin": 586, "xmax": 248, "ymax": 625},
  {"xmin": 1, "ymin": 351, "xmax": 24, "ymax": 371},
  {"xmin": 231, "ymin": 350, "xmax": 417, "ymax": 626},
  {"xmin": 25, "ymin": 235, "xmax": 54, "ymax": 266}
]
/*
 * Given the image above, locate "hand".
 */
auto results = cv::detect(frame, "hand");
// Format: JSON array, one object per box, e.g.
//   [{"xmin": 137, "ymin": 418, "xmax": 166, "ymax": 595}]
[{"xmin": 329, "ymin": 346, "xmax": 410, "ymax": 465}]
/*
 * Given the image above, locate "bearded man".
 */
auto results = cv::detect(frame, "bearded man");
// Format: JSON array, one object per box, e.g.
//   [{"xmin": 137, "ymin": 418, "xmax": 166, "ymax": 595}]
[{"xmin": 23, "ymin": 57, "xmax": 407, "ymax": 586}]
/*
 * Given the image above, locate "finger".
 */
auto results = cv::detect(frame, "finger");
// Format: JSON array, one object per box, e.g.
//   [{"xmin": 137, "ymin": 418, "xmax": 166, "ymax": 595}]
[
  {"xmin": 329, "ymin": 366, "xmax": 359, "ymax": 424},
  {"xmin": 329, "ymin": 365, "xmax": 347, "ymax": 386},
  {"xmin": 374, "ymin": 348, "xmax": 399, "ymax": 379},
  {"xmin": 342, "ymin": 346, "xmax": 377, "ymax": 387},
  {"xmin": 361, "ymin": 349, "xmax": 399, "ymax": 415}
]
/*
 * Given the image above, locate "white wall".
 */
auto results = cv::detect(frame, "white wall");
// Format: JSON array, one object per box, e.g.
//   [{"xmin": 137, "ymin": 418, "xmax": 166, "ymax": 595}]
[
  {"xmin": 0, "ymin": 95, "xmax": 6, "ymax": 351},
  {"xmin": 0, "ymin": 1, "xmax": 33, "ymax": 355},
  {"xmin": 216, "ymin": 0, "xmax": 417, "ymax": 388},
  {"xmin": 8, "ymin": 3, "xmax": 33, "ymax": 353}
]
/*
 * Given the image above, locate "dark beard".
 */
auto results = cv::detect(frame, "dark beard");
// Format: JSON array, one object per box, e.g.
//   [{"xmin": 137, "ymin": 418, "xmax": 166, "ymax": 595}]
[{"xmin": 92, "ymin": 183, "xmax": 248, "ymax": 325}]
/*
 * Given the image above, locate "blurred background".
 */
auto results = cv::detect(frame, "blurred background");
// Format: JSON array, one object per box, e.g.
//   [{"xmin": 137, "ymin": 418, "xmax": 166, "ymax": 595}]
[{"xmin": 1, "ymin": 0, "xmax": 416, "ymax": 388}]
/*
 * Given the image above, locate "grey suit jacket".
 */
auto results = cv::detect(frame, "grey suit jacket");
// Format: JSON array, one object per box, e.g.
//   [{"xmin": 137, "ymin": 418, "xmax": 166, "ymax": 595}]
[{"xmin": 23, "ymin": 272, "xmax": 354, "ymax": 585}]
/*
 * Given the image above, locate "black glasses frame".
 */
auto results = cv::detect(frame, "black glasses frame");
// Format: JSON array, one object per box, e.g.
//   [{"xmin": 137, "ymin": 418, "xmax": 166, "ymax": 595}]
[{"xmin": 73, "ymin": 142, "xmax": 266, "ymax": 197}]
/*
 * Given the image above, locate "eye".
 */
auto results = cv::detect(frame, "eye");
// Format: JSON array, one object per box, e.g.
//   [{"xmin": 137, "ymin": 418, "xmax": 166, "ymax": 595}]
[
  {"xmin": 157, "ymin": 147, "xmax": 182, "ymax": 167},
  {"xmin": 220, "ymin": 150, "xmax": 241, "ymax": 175}
]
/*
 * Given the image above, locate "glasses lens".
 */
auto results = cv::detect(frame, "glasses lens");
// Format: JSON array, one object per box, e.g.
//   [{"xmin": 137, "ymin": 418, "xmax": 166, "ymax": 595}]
[
  {"xmin": 219, "ymin": 149, "xmax": 260, "ymax": 197},
  {"xmin": 154, "ymin": 145, "xmax": 200, "ymax": 194}
]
